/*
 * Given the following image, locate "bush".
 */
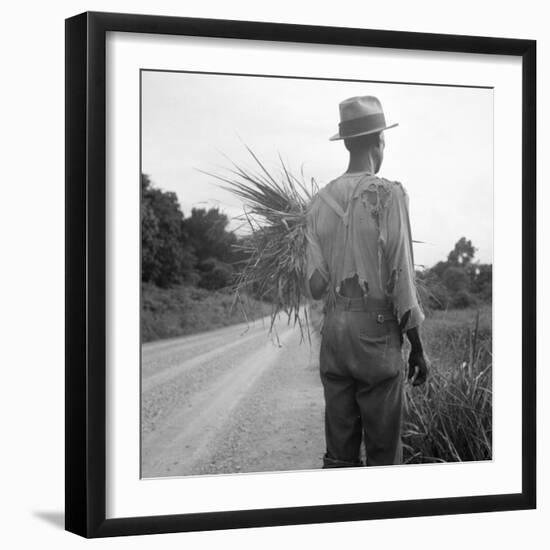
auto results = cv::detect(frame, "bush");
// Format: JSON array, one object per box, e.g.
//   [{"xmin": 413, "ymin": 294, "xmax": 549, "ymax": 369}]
[
  {"xmin": 141, "ymin": 283, "xmax": 271, "ymax": 342},
  {"xmin": 450, "ymin": 289, "xmax": 478, "ymax": 309},
  {"xmin": 416, "ymin": 270, "xmax": 450, "ymax": 312},
  {"xmin": 197, "ymin": 258, "xmax": 235, "ymax": 290},
  {"xmin": 416, "ymin": 261, "xmax": 491, "ymax": 312},
  {"xmin": 141, "ymin": 174, "xmax": 197, "ymax": 287},
  {"xmin": 442, "ymin": 266, "xmax": 469, "ymax": 292}
]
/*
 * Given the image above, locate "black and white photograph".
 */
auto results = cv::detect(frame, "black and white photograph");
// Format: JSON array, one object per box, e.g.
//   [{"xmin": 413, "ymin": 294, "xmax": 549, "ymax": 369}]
[
  {"xmin": 0, "ymin": 0, "xmax": 542, "ymax": 545},
  {"xmin": 140, "ymin": 70, "xmax": 493, "ymax": 478}
]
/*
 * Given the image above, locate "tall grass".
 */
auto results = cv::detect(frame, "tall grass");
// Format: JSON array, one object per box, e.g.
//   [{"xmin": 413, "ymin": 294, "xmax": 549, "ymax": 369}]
[{"xmin": 403, "ymin": 307, "xmax": 492, "ymax": 463}]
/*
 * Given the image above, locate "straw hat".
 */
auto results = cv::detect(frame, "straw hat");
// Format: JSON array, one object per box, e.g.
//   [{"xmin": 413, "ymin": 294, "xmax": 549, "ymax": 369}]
[{"xmin": 329, "ymin": 95, "xmax": 398, "ymax": 141}]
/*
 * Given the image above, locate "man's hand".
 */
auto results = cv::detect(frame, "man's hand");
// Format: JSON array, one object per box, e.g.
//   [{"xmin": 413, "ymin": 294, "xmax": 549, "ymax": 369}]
[
  {"xmin": 408, "ymin": 348, "xmax": 429, "ymax": 386},
  {"xmin": 404, "ymin": 322, "xmax": 428, "ymax": 386}
]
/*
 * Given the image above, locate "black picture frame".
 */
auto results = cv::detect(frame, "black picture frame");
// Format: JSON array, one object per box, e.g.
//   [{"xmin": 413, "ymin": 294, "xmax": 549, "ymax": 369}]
[{"xmin": 65, "ymin": 11, "xmax": 536, "ymax": 538}]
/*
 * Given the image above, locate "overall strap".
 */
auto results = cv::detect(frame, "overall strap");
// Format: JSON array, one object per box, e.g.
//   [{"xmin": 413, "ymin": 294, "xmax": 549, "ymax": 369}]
[
  {"xmin": 318, "ymin": 173, "xmax": 373, "ymax": 226},
  {"xmin": 318, "ymin": 189, "xmax": 348, "ymax": 224}
]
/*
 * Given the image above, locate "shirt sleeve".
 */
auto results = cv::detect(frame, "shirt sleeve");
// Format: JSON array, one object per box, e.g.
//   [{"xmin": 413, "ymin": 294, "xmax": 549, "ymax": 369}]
[
  {"xmin": 305, "ymin": 198, "xmax": 329, "ymax": 286},
  {"xmin": 382, "ymin": 182, "xmax": 425, "ymax": 331}
]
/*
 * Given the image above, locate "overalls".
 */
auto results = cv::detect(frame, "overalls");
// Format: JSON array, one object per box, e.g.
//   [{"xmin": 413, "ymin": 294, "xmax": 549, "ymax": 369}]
[
  {"xmin": 309, "ymin": 174, "xmax": 408, "ymax": 467},
  {"xmin": 320, "ymin": 293, "xmax": 404, "ymax": 467}
]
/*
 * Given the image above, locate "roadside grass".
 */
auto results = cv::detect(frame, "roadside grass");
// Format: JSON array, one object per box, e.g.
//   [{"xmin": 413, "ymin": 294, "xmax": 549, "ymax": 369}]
[
  {"xmin": 141, "ymin": 283, "xmax": 272, "ymax": 343},
  {"xmin": 403, "ymin": 305, "xmax": 492, "ymax": 463}
]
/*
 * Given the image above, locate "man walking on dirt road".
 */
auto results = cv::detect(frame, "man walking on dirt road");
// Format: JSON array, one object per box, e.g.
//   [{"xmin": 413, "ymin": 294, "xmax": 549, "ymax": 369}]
[{"xmin": 305, "ymin": 95, "xmax": 429, "ymax": 467}]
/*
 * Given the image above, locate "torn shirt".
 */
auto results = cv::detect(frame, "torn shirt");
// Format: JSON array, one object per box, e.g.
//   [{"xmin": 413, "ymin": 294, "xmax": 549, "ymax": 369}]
[{"xmin": 305, "ymin": 171, "xmax": 424, "ymax": 332}]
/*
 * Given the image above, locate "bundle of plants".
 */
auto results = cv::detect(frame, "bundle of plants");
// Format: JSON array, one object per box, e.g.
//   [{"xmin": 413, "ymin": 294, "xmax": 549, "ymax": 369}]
[{"xmin": 202, "ymin": 146, "xmax": 318, "ymax": 337}]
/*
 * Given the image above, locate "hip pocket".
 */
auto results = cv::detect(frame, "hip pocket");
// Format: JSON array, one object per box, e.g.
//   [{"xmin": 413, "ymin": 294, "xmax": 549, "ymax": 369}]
[
  {"xmin": 358, "ymin": 331, "xmax": 390, "ymax": 363},
  {"xmin": 357, "ymin": 326, "xmax": 402, "ymax": 382}
]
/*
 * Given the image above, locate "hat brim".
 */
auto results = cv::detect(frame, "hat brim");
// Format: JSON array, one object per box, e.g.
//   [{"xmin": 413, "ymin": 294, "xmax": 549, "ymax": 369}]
[{"xmin": 329, "ymin": 122, "xmax": 399, "ymax": 141}]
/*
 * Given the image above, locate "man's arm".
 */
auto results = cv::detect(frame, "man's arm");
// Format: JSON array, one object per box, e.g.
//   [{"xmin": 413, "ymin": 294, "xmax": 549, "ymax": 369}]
[
  {"xmin": 405, "ymin": 323, "xmax": 428, "ymax": 386},
  {"xmin": 398, "ymin": 296, "xmax": 428, "ymax": 387},
  {"xmin": 304, "ymin": 200, "xmax": 329, "ymax": 301},
  {"xmin": 384, "ymin": 184, "xmax": 429, "ymax": 386}
]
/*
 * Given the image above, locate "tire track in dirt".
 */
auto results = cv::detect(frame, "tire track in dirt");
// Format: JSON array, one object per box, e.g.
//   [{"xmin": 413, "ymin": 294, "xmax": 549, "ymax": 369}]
[
  {"xmin": 141, "ymin": 319, "xmax": 272, "ymax": 435},
  {"xmin": 142, "ymin": 328, "xmax": 264, "ymax": 391},
  {"xmin": 142, "ymin": 317, "xmax": 270, "ymax": 379},
  {"xmin": 193, "ymin": 329, "xmax": 326, "ymax": 476},
  {"xmin": 141, "ymin": 324, "xmax": 297, "ymax": 477}
]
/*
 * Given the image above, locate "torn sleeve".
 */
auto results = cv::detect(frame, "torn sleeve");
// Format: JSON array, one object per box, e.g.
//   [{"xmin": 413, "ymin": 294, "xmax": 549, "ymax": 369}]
[{"xmin": 383, "ymin": 184, "xmax": 425, "ymax": 332}]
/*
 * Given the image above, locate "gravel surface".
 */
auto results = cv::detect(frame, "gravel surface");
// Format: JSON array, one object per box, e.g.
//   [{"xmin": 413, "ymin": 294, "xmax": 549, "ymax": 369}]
[{"xmin": 141, "ymin": 317, "xmax": 325, "ymax": 478}]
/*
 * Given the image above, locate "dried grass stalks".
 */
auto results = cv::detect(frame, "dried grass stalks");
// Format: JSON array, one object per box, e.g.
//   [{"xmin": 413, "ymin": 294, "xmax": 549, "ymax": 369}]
[{"xmin": 203, "ymin": 146, "xmax": 318, "ymax": 335}]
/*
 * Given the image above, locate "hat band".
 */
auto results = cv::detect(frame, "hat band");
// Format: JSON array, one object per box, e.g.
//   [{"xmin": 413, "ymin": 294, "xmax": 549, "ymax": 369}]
[{"xmin": 338, "ymin": 113, "xmax": 386, "ymax": 137}]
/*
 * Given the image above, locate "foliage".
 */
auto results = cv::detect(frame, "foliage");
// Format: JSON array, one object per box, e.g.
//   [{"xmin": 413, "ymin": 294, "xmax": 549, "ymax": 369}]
[
  {"xmin": 141, "ymin": 174, "xmax": 196, "ymax": 287},
  {"xmin": 197, "ymin": 258, "xmax": 235, "ymax": 291},
  {"xmin": 447, "ymin": 236, "xmax": 476, "ymax": 266},
  {"xmin": 141, "ymin": 282, "xmax": 271, "ymax": 342},
  {"xmin": 141, "ymin": 175, "xmax": 245, "ymax": 290},
  {"xmin": 471, "ymin": 264, "xmax": 492, "ymax": 301},
  {"xmin": 416, "ymin": 269, "xmax": 450, "ymax": 311},
  {"xmin": 183, "ymin": 207, "xmax": 237, "ymax": 264},
  {"xmin": 403, "ymin": 307, "xmax": 492, "ymax": 463},
  {"xmin": 418, "ymin": 237, "xmax": 491, "ymax": 312},
  {"xmin": 442, "ymin": 266, "xmax": 469, "ymax": 292}
]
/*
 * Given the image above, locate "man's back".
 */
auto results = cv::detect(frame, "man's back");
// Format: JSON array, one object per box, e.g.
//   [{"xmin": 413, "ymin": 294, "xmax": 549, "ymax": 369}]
[{"xmin": 306, "ymin": 171, "xmax": 424, "ymax": 330}]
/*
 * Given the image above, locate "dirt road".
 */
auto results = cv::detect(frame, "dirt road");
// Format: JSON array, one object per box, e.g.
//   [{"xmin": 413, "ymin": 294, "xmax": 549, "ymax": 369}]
[{"xmin": 141, "ymin": 318, "xmax": 325, "ymax": 478}]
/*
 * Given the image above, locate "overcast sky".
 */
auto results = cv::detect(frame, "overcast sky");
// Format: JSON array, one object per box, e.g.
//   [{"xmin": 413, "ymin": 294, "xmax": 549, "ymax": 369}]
[{"xmin": 141, "ymin": 70, "xmax": 493, "ymax": 268}]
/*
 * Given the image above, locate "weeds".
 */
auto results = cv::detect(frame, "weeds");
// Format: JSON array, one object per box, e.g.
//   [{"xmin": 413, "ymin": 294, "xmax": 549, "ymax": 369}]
[{"xmin": 403, "ymin": 307, "xmax": 492, "ymax": 463}]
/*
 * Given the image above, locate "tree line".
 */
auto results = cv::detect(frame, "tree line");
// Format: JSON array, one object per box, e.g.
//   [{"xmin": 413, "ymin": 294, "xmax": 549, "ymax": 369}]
[
  {"xmin": 417, "ymin": 237, "xmax": 492, "ymax": 310},
  {"xmin": 141, "ymin": 174, "xmax": 244, "ymax": 290},
  {"xmin": 142, "ymin": 174, "xmax": 492, "ymax": 308}
]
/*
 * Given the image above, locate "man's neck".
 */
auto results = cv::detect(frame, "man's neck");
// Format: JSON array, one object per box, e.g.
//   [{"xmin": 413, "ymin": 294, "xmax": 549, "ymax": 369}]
[{"xmin": 346, "ymin": 153, "xmax": 378, "ymax": 174}]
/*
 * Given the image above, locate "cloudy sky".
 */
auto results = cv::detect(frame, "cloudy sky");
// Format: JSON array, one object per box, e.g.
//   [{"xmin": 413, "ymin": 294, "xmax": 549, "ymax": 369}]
[{"xmin": 141, "ymin": 70, "xmax": 493, "ymax": 267}]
